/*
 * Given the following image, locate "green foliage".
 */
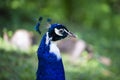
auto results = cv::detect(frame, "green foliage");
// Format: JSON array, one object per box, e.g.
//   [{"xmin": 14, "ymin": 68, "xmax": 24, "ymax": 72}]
[
  {"xmin": 0, "ymin": 0, "xmax": 120, "ymax": 37},
  {"xmin": 0, "ymin": 0, "xmax": 120, "ymax": 80},
  {"xmin": 0, "ymin": 49, "xmax": 36, "ymax": 80},
  {"xmin": 0, "ymin": 42, "xmax": 120, "ymax": 80}
]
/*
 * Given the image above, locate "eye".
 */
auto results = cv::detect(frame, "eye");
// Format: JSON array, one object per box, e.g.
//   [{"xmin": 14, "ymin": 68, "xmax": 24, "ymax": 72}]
[{"xmin": 59, "ymin": 29, "xmax": 64, "ymax": 33}]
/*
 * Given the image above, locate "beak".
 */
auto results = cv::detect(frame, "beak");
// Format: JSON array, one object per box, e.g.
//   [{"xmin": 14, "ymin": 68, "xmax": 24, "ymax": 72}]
[
  {"xmin": 67, "ymin": 31, "xmax": 77, "ymax": 38},
  {"xmin": 64, "ymin": 29, "xmax": 77, "ymax": 38}
]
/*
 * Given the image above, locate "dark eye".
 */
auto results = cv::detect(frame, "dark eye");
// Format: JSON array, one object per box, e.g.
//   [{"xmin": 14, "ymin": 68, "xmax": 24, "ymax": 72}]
[{"xmin": 59, "ymin": 29, "xmax": 64, "ymax": 33}]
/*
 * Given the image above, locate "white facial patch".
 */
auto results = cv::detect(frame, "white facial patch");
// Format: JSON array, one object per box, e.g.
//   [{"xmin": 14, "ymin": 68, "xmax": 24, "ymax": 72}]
[
  {"xmin": 54, "ymin": 28, "xmax": 63, "ymax": 36},
  {"xmin": 49, "ymin": 41, "xmax": 61, "ymax": 59}
]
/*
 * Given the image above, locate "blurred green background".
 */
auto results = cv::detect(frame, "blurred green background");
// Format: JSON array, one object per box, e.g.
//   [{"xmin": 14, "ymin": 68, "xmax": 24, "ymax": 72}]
[{"xmin": 0, "ymin": 0, "xmax": 120, "ymax": 80}]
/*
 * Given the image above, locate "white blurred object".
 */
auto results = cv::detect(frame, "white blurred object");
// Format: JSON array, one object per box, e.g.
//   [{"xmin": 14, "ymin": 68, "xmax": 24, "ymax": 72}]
[
  {"xmin": 57, "ymin": 37, "xmax": 93, "ymax": 63},
  {"xmin": 71, "ymin": 40, "xmax": 86, "ymax": 59},
  {"xmin": 11, "ymin": 29, "xmax": 32, "ymax": 51}
]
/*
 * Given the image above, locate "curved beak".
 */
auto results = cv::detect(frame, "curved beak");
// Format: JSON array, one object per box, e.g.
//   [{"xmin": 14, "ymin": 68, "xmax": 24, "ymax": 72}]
[
  {"xmin": 64, "ymin": 29, "xmax": 77, "ymax": 38},
  {"xmin": 67, "ymin": 31, "xmax": 76, "ymax": 38}
]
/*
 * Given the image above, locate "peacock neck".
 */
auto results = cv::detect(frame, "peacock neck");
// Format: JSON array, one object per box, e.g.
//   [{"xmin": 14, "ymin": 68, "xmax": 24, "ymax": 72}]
[
  {"xmin": 36, "ymin": 32, "xmax": 65, "ymax": 80},
  {"xmin": 38, "ymin": 32, "xmax": 61, "ymax": 59}
]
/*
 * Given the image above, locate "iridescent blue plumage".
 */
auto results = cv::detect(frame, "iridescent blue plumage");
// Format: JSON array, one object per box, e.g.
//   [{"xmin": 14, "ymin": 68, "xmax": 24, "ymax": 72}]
[
  {"xmin": 36, "ymin": 18, "xmax": 75, "ymax": 80},
  {"xmin": 34, "ymin": 17, "xmax": 43, "ymax": 34},
  {"xmin": 36, "ymin": 33, "xmax": 65, "ymax": 80}
]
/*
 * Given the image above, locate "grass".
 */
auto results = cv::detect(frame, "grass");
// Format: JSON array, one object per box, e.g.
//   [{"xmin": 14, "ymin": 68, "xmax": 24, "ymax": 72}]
[
  {"xmin": 63, "ymin": 54, "xmax": 113, "ymax": 80},
  {"xmin": 0, "ymin": 49, "xmax": 37, "ymax": 80},
  {"xmin": 0, "ymin": 48, "xmax": 119, "ymax": 80}
]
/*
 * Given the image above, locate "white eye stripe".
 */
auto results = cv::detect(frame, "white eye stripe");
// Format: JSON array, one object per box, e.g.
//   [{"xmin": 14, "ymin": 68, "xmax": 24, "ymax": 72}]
[
  {"xmin": 64, "ymin": 29, "xmax": 71, "ymax": 35},
  {"xmin": 54, "ymin": 28, "xmax": 63, "ymax": 36}
]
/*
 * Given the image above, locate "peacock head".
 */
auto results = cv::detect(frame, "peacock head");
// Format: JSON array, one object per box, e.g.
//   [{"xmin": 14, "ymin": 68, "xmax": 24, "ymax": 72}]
[
  {"xmin": 34, "ymin": 17, "xmax": 76, "ymax": 41},
  {"xmin": 48, "ymin": 24, "xmax": 76, "ymax": 41}
]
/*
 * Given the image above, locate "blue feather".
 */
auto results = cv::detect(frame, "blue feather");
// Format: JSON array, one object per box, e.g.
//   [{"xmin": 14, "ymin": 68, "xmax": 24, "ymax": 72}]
[
  {"xmin": 47, "ymin": 18, "xmax": 52, "ymax": 23},
  {"xmin": 34, "ymin": 17, "xmax": 43, "ymax": 34}
]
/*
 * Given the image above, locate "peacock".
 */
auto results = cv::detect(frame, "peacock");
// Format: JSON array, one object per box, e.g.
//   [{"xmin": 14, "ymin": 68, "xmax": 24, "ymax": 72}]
[{"xmin": 35, "ymin": 17, "xmax": 76, "ymax": 80}]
